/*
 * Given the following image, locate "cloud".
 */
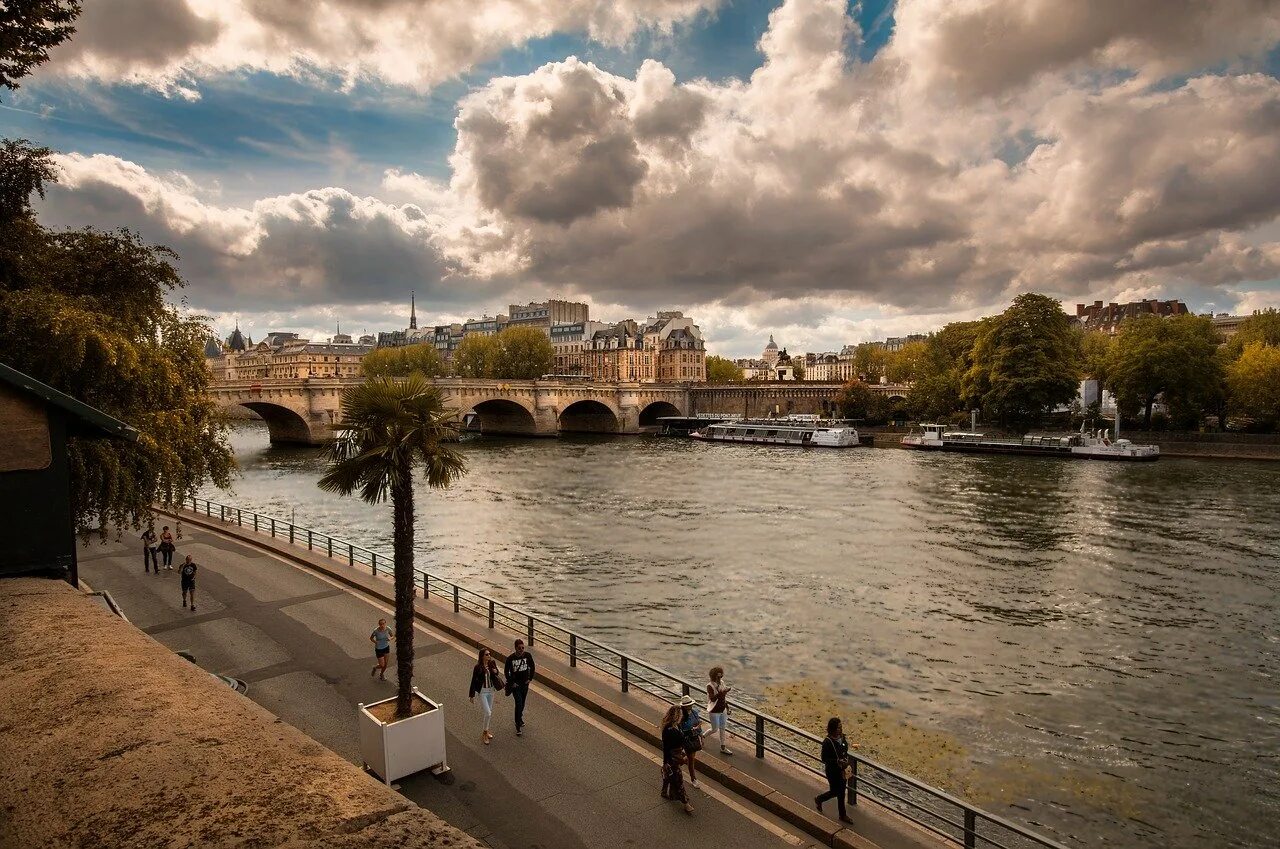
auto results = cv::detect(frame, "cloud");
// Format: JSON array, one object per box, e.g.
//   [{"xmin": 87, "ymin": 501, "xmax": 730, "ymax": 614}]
[{"xmin": 45, "ymin": 0, "xmax": 720, "ymax": 95}]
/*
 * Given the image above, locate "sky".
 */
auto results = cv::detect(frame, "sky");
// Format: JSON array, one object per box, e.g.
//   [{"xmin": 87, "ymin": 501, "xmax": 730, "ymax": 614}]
[{"xmin": 5, "ymin": 0, "xmax": 1280, "ymax": 358}]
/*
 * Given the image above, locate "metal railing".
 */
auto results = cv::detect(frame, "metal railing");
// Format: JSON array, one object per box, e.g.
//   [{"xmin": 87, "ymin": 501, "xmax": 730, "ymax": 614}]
[{"xmin": 182, "ymin": 495, "xmax": 1068, "ymax": 849}]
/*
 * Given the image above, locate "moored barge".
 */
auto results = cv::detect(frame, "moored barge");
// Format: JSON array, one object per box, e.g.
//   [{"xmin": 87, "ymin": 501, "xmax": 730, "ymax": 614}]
[
  {"xmin": 690, "ymin": 418, "xmax": 862, "ymax": 448},
  {"xmin": 901, "ymin": 424, "xmax": 1159, "ymax": 461}
]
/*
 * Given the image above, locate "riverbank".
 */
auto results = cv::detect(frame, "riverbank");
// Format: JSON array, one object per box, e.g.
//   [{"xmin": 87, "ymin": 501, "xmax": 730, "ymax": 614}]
[{"xmin": 863, "ymin": 426, "xmax": 1280, "ymax": 460}]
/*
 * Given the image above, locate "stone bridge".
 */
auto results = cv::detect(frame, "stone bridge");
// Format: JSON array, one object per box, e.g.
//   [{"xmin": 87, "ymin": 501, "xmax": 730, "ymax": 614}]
[{"xmin": 208, "ymin": 378, "xmax": 910, "ymax": 445}]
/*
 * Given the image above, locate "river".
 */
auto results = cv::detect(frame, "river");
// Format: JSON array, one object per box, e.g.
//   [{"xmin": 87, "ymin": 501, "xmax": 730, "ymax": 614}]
[{"xmin": 202, "ymin": 422, "xmax": 1279, "ymax": 849}]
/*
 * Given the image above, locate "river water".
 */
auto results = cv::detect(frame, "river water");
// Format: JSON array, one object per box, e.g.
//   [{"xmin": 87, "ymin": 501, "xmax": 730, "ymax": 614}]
[{"xmin": 203, "ymin": 422, "xmax": 1278, "ymax": 848}]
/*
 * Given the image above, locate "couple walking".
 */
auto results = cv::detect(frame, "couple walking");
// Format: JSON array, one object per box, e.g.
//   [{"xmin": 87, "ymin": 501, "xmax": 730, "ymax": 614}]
[
  {"xmin": 140, "ymin": 526, "xmax": 177, "ymax": 573},
  {"xmin": 469, "ymin": 639, "xmax": 535, "ymax": 743},
  {"xmin": 659, "ymin": 667, "xmax": 734, "ymax": 814}
]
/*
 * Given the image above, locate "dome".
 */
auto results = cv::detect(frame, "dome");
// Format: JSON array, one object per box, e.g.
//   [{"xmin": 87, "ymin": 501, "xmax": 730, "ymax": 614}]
[{"xmin": 765, "ymin": 334, "xmax": 778, "ymax": 350}]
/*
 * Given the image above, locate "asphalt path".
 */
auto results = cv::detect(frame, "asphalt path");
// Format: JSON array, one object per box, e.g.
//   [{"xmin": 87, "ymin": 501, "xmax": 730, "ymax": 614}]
[{"xmin": 79, "ymin": 528, "xmax": 814, "ymax": 849}]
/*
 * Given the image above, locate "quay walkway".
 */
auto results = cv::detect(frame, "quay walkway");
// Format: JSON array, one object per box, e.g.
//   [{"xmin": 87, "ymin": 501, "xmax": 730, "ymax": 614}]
[{"xmin": 74, "ymin": 501, "xmax": 1064, "ymax": 849}]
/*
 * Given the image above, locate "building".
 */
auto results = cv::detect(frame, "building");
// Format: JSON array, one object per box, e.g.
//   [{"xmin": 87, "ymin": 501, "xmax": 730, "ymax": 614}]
[
  {"xmin": 209, "ymin": 336, "xmax": 373, "ymax": 381},
  {"xmin": 762, "ymin": 334, "xmax": 780, "ymax": 368},
  {"xmin": 1075, "ymin": 299, "xmax": 1189, "ymax": 334},
  {"xmin": 376, "ymin": 330, "xmax": 408, "ymax": 348},
  {"xmin": 550, "ymin": 320, "xmax": 609, "ymax": 375},
  {"xmin": 0, "ymin": 362, "xmax": 137, "ymax": 583},
  {"xmin": 507, "ymin": 299, "xmax": 589, "ymax": 334},
  {"xmin": 581, "ymin": 320, "xmax": 645, "ymax": 382},
  {"xmin": 463, "ymin": 315, "xmax": 508, "ymax": 337},
  {"xmin": 885, "ymin": 334, "xmax": 927, "ymax": 352},
  {"xmin": 641, "ymin": 311, "xmax": 706, "ymax": 382},
  {"xmin": 432, "ymin": 323, "xmax": 465, "ymax": 361},
  {"xmin": 806, "ymin": 352, "xmax": 853, "ymax": 382},
  {"xmin": 357, "ymin": 334, "xmax": 376, "ymax": 346}
]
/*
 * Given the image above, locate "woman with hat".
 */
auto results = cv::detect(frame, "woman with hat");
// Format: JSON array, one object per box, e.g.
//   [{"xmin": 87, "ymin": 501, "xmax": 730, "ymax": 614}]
[{"xmin": 677, "ymin": 695, "xmax": 705, "ymax": 789}]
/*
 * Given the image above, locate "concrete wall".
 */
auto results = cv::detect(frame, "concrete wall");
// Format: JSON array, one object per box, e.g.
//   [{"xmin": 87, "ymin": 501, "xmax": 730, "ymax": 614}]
[{"xmin": 0, "ymin": 577, "xmax": 482, "ymax": 849}]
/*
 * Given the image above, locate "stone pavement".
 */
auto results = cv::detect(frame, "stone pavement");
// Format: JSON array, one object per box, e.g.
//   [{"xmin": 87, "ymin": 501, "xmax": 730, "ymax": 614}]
[{"xmin": 79, "ymin": 526, "xmax": 827, "ymax": 849}]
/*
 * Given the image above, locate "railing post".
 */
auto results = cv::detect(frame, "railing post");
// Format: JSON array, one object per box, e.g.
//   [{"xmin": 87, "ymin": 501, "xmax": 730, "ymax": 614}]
[
  {"xmin": 755, "ymin": 715, "xmax": 765, "ymax": 759},
  {"xmin": 254, "ymin": 514, "xmax": 259, "ymax": 532},
  {"xmin": 527, "ymin": 616, "xmax": 534, "ymax": 646},
  {"xmin": 270, "ymin": 518, "xmax": 275, "ymax": 538},
  {"xmin": 569, "ymin": 634, "xmax": 577, "ymax": 667},
  {"xmin": 453, "ymin": 585, "xmax": 460, "ymax": 613},
  {"xmin": 488, "ymin": 600, "xmax": 495, "ymax": 628},
  {"xmin": 621, "ymin": 656, "xmax": 629, "ymax": 693},
  {"xmin": 307, "ymin": 529, "xmax": 313, "ymax": 550},
  {"xmin": 289, "ymin": 524, "xmax": 294, "ymax": 544},
  {"xmin": 848, "ymin": 759, "xmax": 858, "ymax": 806},
  {"xmin": 348, "ymin": 544, "xmax": 354, "ymax": 568},
  {"xmin": 371, "ymin": 552, "xmax": 377, "ymax": 575},
  {"xmin": 964, "ymin": 810, "xmax": 976, "ymax": 849},
  {"xmin": 206, "ymin": 502, "xmax": 211, "ymax": 517},
  {"xmin": 327, "ymin": 537, "xmax": 332, "ymax": 558},
  {"xmin": 220, "ymin": 505, "xmax": 225, "ymax": 522},
  {"xmin": 422, "ymin": 573, "xmax": 429, "ymax": 600},
  {"xmin": 682, "ymin": 682, "xmax": 691, "ymax": 696},
  {"xmin": 237, "ymin": 509, "xmax": 242, "ymax": 527}
]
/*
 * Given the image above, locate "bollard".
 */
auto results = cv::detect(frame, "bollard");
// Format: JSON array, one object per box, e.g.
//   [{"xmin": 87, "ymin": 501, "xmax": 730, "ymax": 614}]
[
  {"xmin": 964, "ymin": 810, "xmax": 976, "ymax": 849},
  {"xmin": 621, "ymin": 656, "xmax": 629, "ymax": 693},
  {"xmin": 488, "ymin": 600, "xmax": 495, "ymax": 629},
  {"xmin": 755, "ymin": 715, "xmax": 765, "ymax": 759},
  {"xmin": 570, "ymin": 634, "xmax": 577, "ymax": 667}
]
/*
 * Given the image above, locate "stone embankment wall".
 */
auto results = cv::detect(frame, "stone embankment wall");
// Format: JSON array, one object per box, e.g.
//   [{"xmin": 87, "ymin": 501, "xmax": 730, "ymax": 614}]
[
  {"xmin": 0, "ymin": 577, "xmax": 482, "ymax": 849},
  {"xmin": 862, "ymin": 426, "xmax": 1280, "ymax": 460}
]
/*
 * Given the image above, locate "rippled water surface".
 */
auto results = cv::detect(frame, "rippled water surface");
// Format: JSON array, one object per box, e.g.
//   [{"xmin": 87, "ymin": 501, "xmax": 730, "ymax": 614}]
[{"xmin": 205, "ymin": 423, "xmax": 1279, "ymax": 848}]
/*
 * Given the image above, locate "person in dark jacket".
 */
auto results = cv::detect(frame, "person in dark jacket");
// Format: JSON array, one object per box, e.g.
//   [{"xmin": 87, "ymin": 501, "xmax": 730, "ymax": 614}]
[
  {"xmin": 159, "ymin": 526, "xmax": 176, "ymax": 569},
  {"xmin": 503, "ymin": 639, "xmax": 535, "ymax": 736},
  {"xmin": 814, "ymin": 716, "xmax": 854, "ymax": 823},
  {"xmin": 140, "ymin": 528, "xmax": 158, "ymax": 574},
  {"xmin": 660, "ymin": 705, "xmax": 694, "ymax": 814},
  {"xmin": 469, "ymin": 648, "xmax": 504, "ymax": 744}
]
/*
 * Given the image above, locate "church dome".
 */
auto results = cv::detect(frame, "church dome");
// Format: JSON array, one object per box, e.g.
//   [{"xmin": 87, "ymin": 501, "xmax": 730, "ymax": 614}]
[{"xmin": 765, "ymin": 334, "xmax": 778, "ymax": 350}]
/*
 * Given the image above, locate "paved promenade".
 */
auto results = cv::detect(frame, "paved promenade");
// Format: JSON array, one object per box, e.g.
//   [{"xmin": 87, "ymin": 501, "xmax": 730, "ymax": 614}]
[{"xmin": 79, "ymin": 516, "xmax": 938, "ymax": 849}]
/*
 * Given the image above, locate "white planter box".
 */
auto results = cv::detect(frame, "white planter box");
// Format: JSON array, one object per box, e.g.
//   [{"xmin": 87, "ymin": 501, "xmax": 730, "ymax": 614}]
[{"xmin": 358, "ymin": 688, "xmax": 448, "ymax": 784}]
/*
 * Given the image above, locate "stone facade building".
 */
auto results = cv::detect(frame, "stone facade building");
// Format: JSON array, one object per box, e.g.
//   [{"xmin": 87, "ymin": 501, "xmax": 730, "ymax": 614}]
[
  {"xmin": 208, "ymin": 337, "xmax": 373, "ymax": 382},
  {"xmin": 507, "ymin": 299, "xmax": 590, "ymax": 334},
  {"xmin": 1074, "ymin": 299, "xmax": 1189, "ymax": 334}
]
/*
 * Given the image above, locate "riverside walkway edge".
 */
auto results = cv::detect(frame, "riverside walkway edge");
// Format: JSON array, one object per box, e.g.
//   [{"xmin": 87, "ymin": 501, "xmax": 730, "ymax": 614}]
[{"xmin": 164, "ymin": 504, "xmax": 943, "ymax": 849}]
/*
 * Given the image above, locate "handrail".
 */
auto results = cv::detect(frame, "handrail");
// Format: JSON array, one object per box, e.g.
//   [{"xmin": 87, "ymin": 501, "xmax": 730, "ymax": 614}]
[{"xmin": 182, "ymin": 495, "xmax": 1070, "ymax": 849}]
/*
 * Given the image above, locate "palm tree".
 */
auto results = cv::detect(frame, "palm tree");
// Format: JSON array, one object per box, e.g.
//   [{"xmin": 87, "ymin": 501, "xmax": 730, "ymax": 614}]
[{"xmin": 319, "ymin": 375, "xmax": 467, "ymax": 718}]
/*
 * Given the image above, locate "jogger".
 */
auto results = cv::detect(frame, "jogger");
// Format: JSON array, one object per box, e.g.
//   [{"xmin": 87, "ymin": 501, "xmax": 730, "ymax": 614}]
[{"xmin": 370, "ymin": 619, "xmax": 393, "ymax": 681}]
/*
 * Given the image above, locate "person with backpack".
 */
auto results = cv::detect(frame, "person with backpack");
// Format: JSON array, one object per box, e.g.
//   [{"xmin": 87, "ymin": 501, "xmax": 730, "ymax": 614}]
[
  {"xmin": 678, "ymin": 695, "xmax": 705, "ymax": 789},
  {"xmin": 140, "ymin": 528, "xmax": 158, "ymax": 574},
  {"xmin": 815, "ymin": 716, "xmax": 855, "ymax": 824},
  {"xmin": 503, "ymin": 639, "xmax": 535, "ymax": 736},
  {"xmin": 469, "ymin": 647, "xmax": 504, "ymax": 744}
]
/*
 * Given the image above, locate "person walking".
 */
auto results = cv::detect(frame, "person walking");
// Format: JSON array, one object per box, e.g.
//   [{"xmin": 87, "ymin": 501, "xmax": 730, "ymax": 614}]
[
  {"xmin": 140, "ymin": 528, "xmax": 158, "ymax": 574},
  {"xmin": 660, "ymin": 705, "xmax": 694, "ymax": 814},
  {"xmin": 814, "ymin": 716, "xmax": 855, "ymax": 824},
  {"xmin": 705, "ymin": 666, "xmax": 733, "ymax": 755},
  {"xmin": 678, "ymin": 695, "xmax": 705, "ymax": 789},
  {"xmin": 469, "ymin": 648, "xmax": 504, "ymax": 744},
  {"xmin": 503, "ymin": 639, "xmax": 535, "ymax": 736},
  {"xmin": 369, "ymin": 619, "xmax": 393, "ymax": 681},
  {"xmin": 159, "ymin": 526, "xmax": 176, "ymax": 570},
  {"xmin": 179, "ymin": 555, "xmax": 198, "ymax": 612}
]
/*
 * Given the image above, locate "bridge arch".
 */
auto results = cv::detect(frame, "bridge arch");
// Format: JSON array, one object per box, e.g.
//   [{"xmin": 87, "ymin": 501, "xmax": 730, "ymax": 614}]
[
  {"xmin": 465, "ymin": 398, "xmax": 539, "ymax": 435},
  {"xmin": 559, "ymin": 399, "xmax": 620, "ymax": 434},
  {"xmin": 639, "ymin": 400, "xmax": 682, "ymax": 426},
  {"xmin": 239, "ymin": 401, "xmax": 316, "ymax": 445}
]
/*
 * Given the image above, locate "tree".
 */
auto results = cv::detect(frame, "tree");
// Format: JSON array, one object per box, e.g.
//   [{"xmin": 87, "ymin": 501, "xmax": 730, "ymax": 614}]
[
  {"xmin": 705, "ymin": 355, "xmax": 743, "ymax": 383},
  {"xmin": 452, "ymin": 334, "xmax": 497, "ymax": 378},
  {"xmin": 493, "ymin": 326, "xmax": 553, "ymax": 379},
  {"xmin": 852, "ymin": 343, "xmax": 887, "ymax": 381},
  {"xmin": 0, "ymin": 1, "xmax": 80, "ymax": 94},
  {"xmin": 1, "ymin": 141, "xmax": 233, "ymax": 535},
  {"xmin": 907, "ymin": 321, "xmax": 983, "ymax": 421},
  {"xmin": 1107, "ymin": 314, "xmax": 1223, "ymax": 430},
  {"xmin": 962, "ymin": 294, "xmax": 1080, "ymax": 430},
  {"xmin": 1223, "ymin": 309, "xmax": 1280, "ymax": 360},
  {"xmin": 835, "ymin": 379, "xmax": 890, "ymax": 423},
  {"xmin": 885, "ymin": 341, "xmax": 927, "ymax": 384},
  {"xmin": 319, "ymin": 376, "xmax": 467, "ymax": 717},
  {"xmin": 362, "ymin": 343, "xmax": 444, "ymax": 379},
  {"xmin": 791, "ymin": 360, "xmax": 805, "ymax": 380},
  {"xmin": 1227, "ymin": 342, "xmax": 1280, "ymax": 429}
]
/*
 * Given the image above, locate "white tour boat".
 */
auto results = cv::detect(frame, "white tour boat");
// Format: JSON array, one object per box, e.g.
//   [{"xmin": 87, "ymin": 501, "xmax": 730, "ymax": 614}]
[
  {"xmin": 901, "ymin": 422, "xmax": 1159, "ymax": 461},
  {"xmin": 690, "ymin": 418, "xmax": 862, "ymax": 448}
]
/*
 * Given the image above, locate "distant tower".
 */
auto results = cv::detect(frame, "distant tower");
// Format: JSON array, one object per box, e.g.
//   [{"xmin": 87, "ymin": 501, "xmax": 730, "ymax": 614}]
[
  {"xmin": 227, "ymin": 321, "xmax": 247, "ymax": 353},
  {"xmin": 409, "ymin": 291, "xmax": 418, "ymax": 331}
]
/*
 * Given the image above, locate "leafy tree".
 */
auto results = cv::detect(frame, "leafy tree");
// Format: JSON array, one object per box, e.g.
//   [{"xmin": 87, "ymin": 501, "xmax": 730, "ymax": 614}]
[
  {"xmin": 852, "ymin": 343, "xmax": 887, "ymax": 381},
  {"xmin": 1107, "ymin": 314, "xmax": 1223, "ymax": 430},
  {"xmin": 320, "ymin": 377, "xmax": 467, "ymax": 718},
  {"xmin": 452, "ymin": 334, "xmax": 497, "ymax": 378},
  {"xmin": 1227, "ymin": 342, "xmax": 1280, "ymax": 429},
  {"xmin": 885, "ymin": 341, "xmax": 927, "ymax": 384},
  {"xmin": 906, "ymin": 320, "xmax": 982, "ymax": 420},
  {"xmin": 0, "ymin": 143, "xmax": 233, "ymax": 534},
  {"xmin": 962, "ymin": 293, "xmax": 1080, "ymax": 430},
  {"xmin": 705, "ymin": 355, "xmax": 743, "ymax": 383},
  {"xmin": 835, "ymin": 379, "xmax": 889, "ymax": 423},
  {"xmin": 493, "ymin": 325, "xmax": 553, "ymax": 379},
  {"xmin": 791, "ymin": 360, "xmax": 805, "ymax": 380},
  {"xmin": 1222, "ymin": 309, "xmax": 1280, "ymax": 360},
  {"xmin": 0, "ymin": 0, "xmax": 80, "ymax": 94},
  {"xmin": 362, "ymin": 343, "xmax": 444, "ymax": 378},
  {"xmin": 1079, "ymin": 330, "xmax": 1112, "ymax": 384}
]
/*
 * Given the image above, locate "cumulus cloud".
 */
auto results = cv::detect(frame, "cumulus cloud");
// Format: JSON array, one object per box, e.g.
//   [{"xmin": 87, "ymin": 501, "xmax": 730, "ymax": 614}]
[
  {"xmin": 34, "ymin": 0, "xmax": 1280, "ymax": 356},
  {"xmin": 47, "ymin": 0, "xmax": 719, "ymax": 94}
]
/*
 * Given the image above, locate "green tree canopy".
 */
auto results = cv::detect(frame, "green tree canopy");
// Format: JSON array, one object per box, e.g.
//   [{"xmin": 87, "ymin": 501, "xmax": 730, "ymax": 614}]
[
  {"xmin": 1222, "ymin": 309, "xmax": 1280, "ymax": 360},
  {"xmin": 362, "ymin": 343, "xmax": 445, "ymax": 379},
  {"xmin": 1227, "ymin": 342, "xmax": 1280, "ymax": 429},
  {"xmin": 961, "ymin": 294, "xmax": 1080, "ymax": 430},
  {"xmin": 835, "ymin": 379, "xmax": 891, "ymax": 423},
  {"xmin": 851, "ymin": 343, "xmax": 887, "ymax": 381},
  {"xmin": 1079, "ymin": 329, "xmax": 1112, "ymax": 385},
  {"xmin": 885, "ymin": 341, "xmax": 928, "ymax": 384},
  {"xmin": 493, "ymin": 325, "xmax": 553, "ymax": 379},
  {"xmin": 0, "ymin": 1, "xmax": 80, "ymax": 94},
  {"xmin": 705, "ymin": 355, "xmax": 743, "ymax": 383},
  {"xmin": 1106, "ymin": 314, "xmax": 1223, "ymax": 429},
  {"xmin": 906, "ymin": 321, "xmax": 983, "ymax": 421},
  {"xmin": 451, "ymin": 334, "xmax": 497, "ymax": 378},
  {"xmin": 0, "ymin": 143, "xmax": 233, "ymax": 534}
]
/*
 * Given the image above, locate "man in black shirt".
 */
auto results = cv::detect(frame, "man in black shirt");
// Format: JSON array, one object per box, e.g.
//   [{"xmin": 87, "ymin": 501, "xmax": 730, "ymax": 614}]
[
  {"xmin": 179, "ymin": 555, "xmax": 198, "ymax": 612},
  {"xmin": 503, "ymin": 639, "xmax": 535, "ymax": 736}
]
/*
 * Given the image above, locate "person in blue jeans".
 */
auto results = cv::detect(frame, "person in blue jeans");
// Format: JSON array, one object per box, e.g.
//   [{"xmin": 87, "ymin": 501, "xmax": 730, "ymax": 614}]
[
  {"xmin": 369, "ymin": 619, "xmax": 393, "ymax": 681},
  {"xmin": 469, "ymin": 648, "xmax": 504, "ymax": 744},
  {"xmin": 678, "ymin": 695, "xmax": 705, "ymax": 789},
  {"xmin": 503, "ymin": 639, "xmax": 535, "ymax": 736}
]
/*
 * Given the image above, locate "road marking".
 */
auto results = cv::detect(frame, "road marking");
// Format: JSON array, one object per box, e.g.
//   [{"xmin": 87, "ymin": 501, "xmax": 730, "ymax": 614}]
[{"xmin": 247, "ymin": 540, "xmax": 810, "ymax": 847}]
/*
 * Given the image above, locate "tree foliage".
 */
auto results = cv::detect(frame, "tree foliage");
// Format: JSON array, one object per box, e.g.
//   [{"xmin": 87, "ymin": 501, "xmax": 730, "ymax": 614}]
[
  {"xmin": 1222, "ymin": 309, "xmax": 1280, "ymax": 360},
  {"xmin": 962, "ymin": 294, "xmax": 1080, "ymax": 429},
  {"xmin": 906, "ymin": 320, "xmax": 982, "ymax": 421},
  {"xmin": 851, "ymin": 343, "xmax": 887, "ymax": 381},
  {"xmin": 493, "ymin": 325, "xmax": 554, "ymax": 379},
  {"xmin": 0, "ymin": 0, "xmax": 80, "ymax": 94},
  {"xmin": 835, "ymin": 379, "xmax": 891, "ymax": 423},
  {"xmin": 0, "ymin": 143, "xmax": 234, "ymax": 534},
  {"xmin": 319, "ymin": 376, "xmax": 466, "ymax": 717},
  {"xmin": 1227, "ymin": 342, "xmax": 1280, "ymax": 428},
  {"xmin": 705, "ymin": 355, "xmax": 743, "ymax": 383},
  {"xmin": 885, "ymin": 341, "xmax": 927, "ymax": 384},
  {"xmin": 1107, "ymin": 314, "xmax": 1223, "ymax": 429},
  {"xmin": 362, "ymin": 343, "xmax": 445, "ymax": 379}
]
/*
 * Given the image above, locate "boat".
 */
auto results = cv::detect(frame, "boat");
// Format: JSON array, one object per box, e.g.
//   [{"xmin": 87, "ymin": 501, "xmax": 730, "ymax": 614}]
[
  {"xmin": 690, "ymin": 418, "xmax": 862, "ymax": 448},
  {"xmin": 900, "ymin": 423, "xmax": 1159, "ymax": 461}
]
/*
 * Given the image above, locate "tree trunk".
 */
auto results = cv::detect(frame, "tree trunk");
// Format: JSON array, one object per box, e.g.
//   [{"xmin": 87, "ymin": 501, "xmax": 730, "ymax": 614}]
[{"xmin": 391, "ymin": 456, "xmax": 416, "ymax": 718}]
